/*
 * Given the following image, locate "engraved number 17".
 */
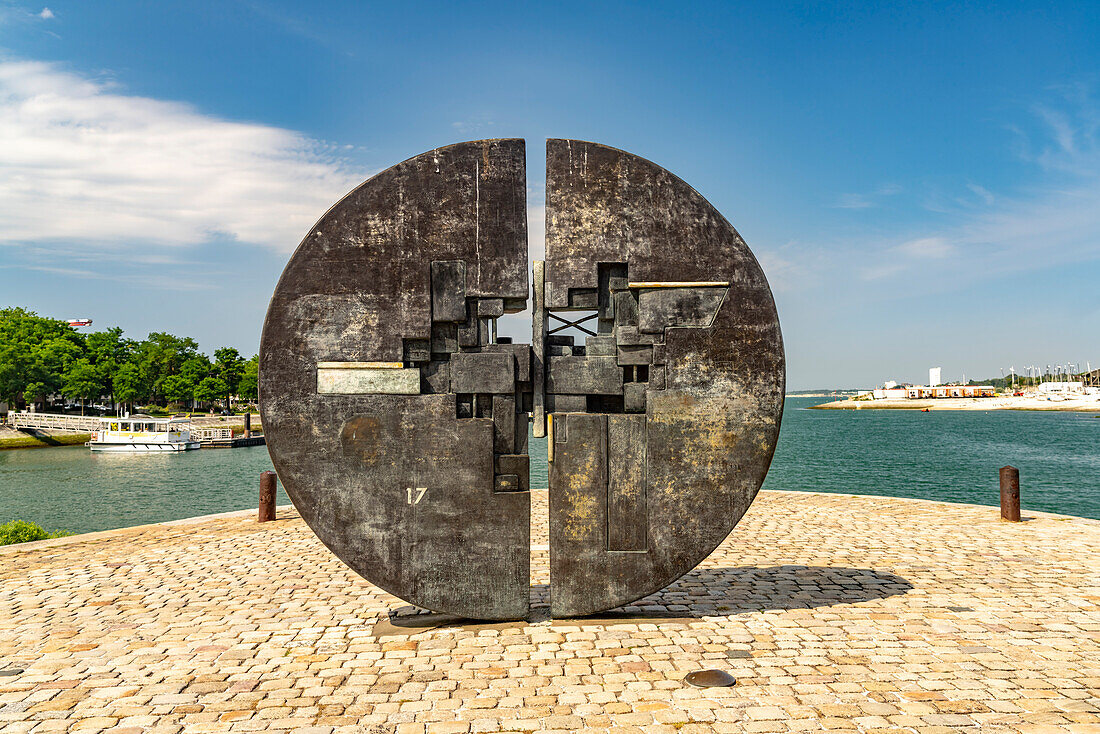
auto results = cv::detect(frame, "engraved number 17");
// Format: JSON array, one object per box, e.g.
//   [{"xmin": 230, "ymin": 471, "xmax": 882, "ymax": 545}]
[{"xmin": 406, "ymin": 487, "xmax": 427, "ymax": 505}]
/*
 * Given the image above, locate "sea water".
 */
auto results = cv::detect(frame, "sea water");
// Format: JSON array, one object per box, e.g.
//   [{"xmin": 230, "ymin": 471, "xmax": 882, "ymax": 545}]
[{"xmin": 1, "ymin": 396, "xmax": 1096, "ymax": 534}]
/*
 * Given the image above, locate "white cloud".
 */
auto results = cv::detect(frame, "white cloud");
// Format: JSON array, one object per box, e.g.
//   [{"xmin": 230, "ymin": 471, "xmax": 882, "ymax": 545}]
[
  {"xmin": 846, "ymin": 89, "xmax": 1100, "ymax": 289},
  {"xmin": 894, "ymin": 236, "xmax": 954, "ymax": 259},
  {"xmin": 38, "ymin": 7, "xmax": 54, "ymax": 19},
  {"xmin": 954, "ymin": 182, "xmax": 1100, "ymax": 264},
  {"xmin": 858, "ymin": 262, "xmax": 905, "ymax": 281},
  {"xmin": 966, "ymin": 183, "xmax": 995, "ymax": 205},
  {"xmin": 5, "ymin": 263, "xmax": 216, "ymax": 291},
  {"xmin": 0, "ymin": 60, "xmax": 366, "ymax": 253},
  {"xmin": 1035, "ymin": 106, "xmax": 1077, "ymax": 154},
  {"xmin": 451, "ymin": 114, "xmax": 496, "ymax": 135},
  {"xmin": 835, "ymin": 193, "xmax": 873, "ymax": 209},
  {"xmin": 834, "ymin": 184, "xmax": 901, "ymax": 209},
  {"xmin": 853, "ymin": 177, "xmax": 1100, "ymax": 286}
]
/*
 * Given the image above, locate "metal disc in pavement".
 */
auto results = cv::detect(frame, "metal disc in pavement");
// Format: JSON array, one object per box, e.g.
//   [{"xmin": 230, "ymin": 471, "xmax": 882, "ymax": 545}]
[{"xmin": 683, "ymin": 669, "xmax": 737, "ymax": 688}]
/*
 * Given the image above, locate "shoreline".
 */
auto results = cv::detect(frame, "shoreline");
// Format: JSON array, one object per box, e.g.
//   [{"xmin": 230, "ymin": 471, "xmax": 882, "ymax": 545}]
[
  {"xmin": 0, "ymin": 427, "xmax": 91, "ymax": 450},
  {"xmin": 0, "ymin": 414, "xmax": 261, "ymax": 451},
  {"xmin": 3, "ymin": 489, "xmax": 1097, "ymax": 552},
  {"xmin": 0, "ymin": 504, "xmax": 295, "ymax": 554},
  {"xmin": 811, "ymin": 395, "xmax": 1100, "ymax": 412}
]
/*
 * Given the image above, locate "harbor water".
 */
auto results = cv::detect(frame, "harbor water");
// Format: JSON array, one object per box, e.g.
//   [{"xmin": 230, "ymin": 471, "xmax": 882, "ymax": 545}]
[{"xmin": 1, "ymin": 396, "xmax": 1097, "ymax": 535}]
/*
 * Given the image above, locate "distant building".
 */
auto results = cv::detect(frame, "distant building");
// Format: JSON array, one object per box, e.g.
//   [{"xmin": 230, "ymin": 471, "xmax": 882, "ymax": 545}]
[
  {"xmin": 929, "ymin": 367, "xmax": 942, "ymax": 387},
  {"xmin": 1039, "ymin": 381, "xmax": 1083, "ymax": 394},
  {"xmin": 869, "ymin": 384, "xmax": 995, "ymax": 400},
  {"xmin": 907, "ymin": 385, "xmax": 995, "ymax": 398}
]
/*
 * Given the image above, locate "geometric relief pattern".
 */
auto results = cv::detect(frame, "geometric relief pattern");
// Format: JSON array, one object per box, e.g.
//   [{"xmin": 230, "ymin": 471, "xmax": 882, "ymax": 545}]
[{"xmin": 260, "ymin": 139, "xmax": 784, "ymax": 620}]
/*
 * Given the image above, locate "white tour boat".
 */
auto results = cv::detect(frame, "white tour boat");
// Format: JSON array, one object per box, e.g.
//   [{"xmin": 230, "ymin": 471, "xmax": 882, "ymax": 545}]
[{"xmin": 87, "ymin": 414, "xmax": 201, "ymax": 452}]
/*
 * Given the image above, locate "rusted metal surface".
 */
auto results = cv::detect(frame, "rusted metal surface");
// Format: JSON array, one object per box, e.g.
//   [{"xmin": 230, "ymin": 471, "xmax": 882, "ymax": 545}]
[
  {"xmin": 260, "ymin": 140, "xmax": 532, "ymax": 620},
  {"xmin": 544, "ymin": 139, "xmax": 785, "ymax": 618},
  {"xmin": 1000, "ymin": 465, "xmax": 1021, "ymax": 522},
  {"xmin": 258, "ymin": 471, "xmax": 277, "ymax": 523},
  {"xmin": 261, "ymin": 138, "xmax": 783, "ymax": 620}
]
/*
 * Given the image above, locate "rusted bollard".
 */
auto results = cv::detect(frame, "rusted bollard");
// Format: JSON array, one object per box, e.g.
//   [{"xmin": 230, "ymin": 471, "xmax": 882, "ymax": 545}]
[
  {"xmin": 244, "ymin": 412, "xmax": 252, "ymax": 438},
  {"xmin": 999, "ymin": 465, "xmax": 1020, "ymax": 522},
  {"xmin": 259, "ymin": 471, "xmax": 277, "ymax": 522}
]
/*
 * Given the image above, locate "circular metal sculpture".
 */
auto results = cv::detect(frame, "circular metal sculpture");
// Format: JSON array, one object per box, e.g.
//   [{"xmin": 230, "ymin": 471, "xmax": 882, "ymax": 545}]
[{"xmin": 260, "ymin": 138, "xmax": 784, "ymax": 620}]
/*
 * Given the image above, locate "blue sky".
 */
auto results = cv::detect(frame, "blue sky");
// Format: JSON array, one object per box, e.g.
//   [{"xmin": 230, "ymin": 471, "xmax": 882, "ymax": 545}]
[{"xmin": 1, "ymin": 1, "xmax": 1097, "ymax": 389}]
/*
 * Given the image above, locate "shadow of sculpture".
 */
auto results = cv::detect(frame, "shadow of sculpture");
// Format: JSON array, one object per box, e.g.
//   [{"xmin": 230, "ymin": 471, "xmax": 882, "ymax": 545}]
[
  {"xmin": 616, "ymin": 564, "xmax": 914, "ymax": 617},
  {"xmin": 375, "ymin": 565, "xmax": 913, "ymax": 635}
]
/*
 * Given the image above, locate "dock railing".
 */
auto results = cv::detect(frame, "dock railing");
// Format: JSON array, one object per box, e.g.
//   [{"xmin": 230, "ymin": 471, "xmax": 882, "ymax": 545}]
[
  {"xmin": 7, "ymin": 412, "xmax": 258, "ymax": 445},
  {"xmin": 189, "ymin": 426, "xmax": 233, "ymax": 442},
  {"xmin": 7, "ymin": 412, "xmax": 102, "ymax": 432}
]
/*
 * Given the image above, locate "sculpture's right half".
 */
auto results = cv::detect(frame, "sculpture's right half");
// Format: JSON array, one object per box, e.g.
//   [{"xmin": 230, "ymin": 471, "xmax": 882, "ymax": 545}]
[{"xmin": 538, "ymin": 139, "xmax": 785, "ymax": 618}]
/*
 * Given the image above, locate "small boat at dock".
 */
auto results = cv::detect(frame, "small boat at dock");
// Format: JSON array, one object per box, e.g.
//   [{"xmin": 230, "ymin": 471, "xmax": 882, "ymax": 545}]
[{"xmin": 87, "ymin": 415, "xmax": 201, "ymax": 452}]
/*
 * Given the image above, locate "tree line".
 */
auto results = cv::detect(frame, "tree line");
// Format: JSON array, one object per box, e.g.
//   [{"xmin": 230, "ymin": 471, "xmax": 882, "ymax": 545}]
[{"xmin": 0, "ymin": 307, "xmax": 257, "ymax": 414}]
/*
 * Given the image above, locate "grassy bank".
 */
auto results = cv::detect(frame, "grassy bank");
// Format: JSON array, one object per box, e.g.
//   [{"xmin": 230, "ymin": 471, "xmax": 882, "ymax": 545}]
[{"xmin": 0, "ymin": 432, "xmax": 91, "ymax": 450}]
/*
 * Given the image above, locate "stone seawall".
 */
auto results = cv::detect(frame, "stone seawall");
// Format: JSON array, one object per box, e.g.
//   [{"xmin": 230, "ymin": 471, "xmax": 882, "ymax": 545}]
[{"xmin": 0, "ymin": 426, "xmax": 91, "ymax": 450}]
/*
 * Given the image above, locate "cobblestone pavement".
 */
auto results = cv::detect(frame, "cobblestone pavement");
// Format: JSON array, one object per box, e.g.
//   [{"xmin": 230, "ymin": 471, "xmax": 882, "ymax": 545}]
[{"xmin": 1, "ymin": 490, "xmax": 1098, "ymax": 733}]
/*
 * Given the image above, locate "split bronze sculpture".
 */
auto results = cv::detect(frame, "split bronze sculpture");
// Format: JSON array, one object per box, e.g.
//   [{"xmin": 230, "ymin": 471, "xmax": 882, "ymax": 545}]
[{"xmin": 260, "ymin": 139, "xmax": 784, "ymax": 620}]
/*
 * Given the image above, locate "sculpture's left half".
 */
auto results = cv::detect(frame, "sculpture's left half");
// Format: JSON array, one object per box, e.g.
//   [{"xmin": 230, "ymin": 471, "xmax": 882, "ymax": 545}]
[{"xmin": 259, "ymin": 139, "xmax": 532, "ymax": 620}]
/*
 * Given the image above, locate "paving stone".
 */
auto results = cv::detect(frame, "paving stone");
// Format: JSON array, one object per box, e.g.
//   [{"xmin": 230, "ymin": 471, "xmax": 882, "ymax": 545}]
[{"xmin": 0, "ymin": 491, "xmax": 1098, "ymax": 732}]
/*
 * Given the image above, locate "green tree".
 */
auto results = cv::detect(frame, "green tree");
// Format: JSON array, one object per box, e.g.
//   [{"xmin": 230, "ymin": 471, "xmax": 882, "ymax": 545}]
[
  {"xmin": 181, "ymin": 355, "xmax": 212, "ymax": 384},
  {"xmin": 61, "ymin": 359, "xmax": 102, "ymax": 415},
  {"xmin": 85, "ymin": 327, "xmax": 133, "ymax": 412},
  {"xmin": 113, "ymin": 362, "xmax": 147, "ymax": 415},
  {"xmin": 182, "ymin": 356, "xmax": 212, "ymax": 407},
  {"xmin": 161, "ymin": 374, "xmax": 193, "ymax": 407},
  {"xmin": 136, "ymin": 332, "xmax": 200, "ymax": 404},
  {"xmin": 0, "ymin": 308, "xmax": 85, "ymax": 410},
  {"xmin": 41, "ymin": 336, "xmax": 86, "ymax": 402},
  {"xmin": 22, "ymin": 381, "xmax": 49, "ymax": 409},
  {"xmin": 178, "ymin": 355, "xmax": 213, "ymax": 411},
  {"xmin": 194, "ymin": 377, "xmax": 228, "ymax": 413},
  {"xmin": 214, "ymin": 347, "xmax": 245, "ymax": 411},
  {"xmin": 238, "ymin": 355, "xmax": 259, "ymax": 403}
]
